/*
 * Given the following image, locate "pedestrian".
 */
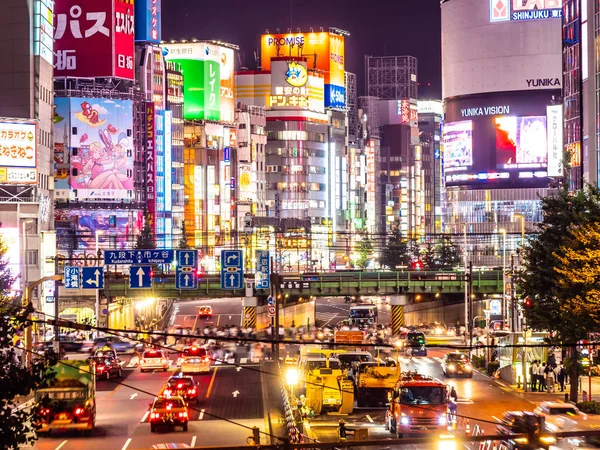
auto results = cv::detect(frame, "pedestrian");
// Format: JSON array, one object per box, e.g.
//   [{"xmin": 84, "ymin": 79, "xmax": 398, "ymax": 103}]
[
  {"xmin": 539, "ymin": 363, "xmax": 547, "ymax": 391},
  {"xmin": 556, "ymin": 362, "xmax": 567, "ymax": 392},
  {"xmin": 530, "ymin": 360, "xmax": 539, "ymax": 391},
  {"xmin": 448, "ymin": 386, "xmax": 458, "ymax": 421},
  {"xmin": 546, "ymin": 365, "xmax": 556, "ymax": 393}
]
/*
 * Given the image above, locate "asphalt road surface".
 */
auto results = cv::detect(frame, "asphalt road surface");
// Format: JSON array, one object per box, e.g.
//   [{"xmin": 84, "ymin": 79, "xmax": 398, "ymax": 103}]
[{"xmin": 315, "ymin": 296, "xmax": 391, "ymax": 327}]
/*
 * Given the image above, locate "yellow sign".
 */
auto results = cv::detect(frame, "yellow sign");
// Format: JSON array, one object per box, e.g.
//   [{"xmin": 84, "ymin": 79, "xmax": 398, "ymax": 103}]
[{"xmin": 285, "ymin": 61, "xmax": 308, "ymax": 87}]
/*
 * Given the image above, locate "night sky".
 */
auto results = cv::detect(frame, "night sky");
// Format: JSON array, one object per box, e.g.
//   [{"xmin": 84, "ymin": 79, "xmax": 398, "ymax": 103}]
[{"xmin": 162, "ymin": 0, "xmax": 442, "ymax": 99}]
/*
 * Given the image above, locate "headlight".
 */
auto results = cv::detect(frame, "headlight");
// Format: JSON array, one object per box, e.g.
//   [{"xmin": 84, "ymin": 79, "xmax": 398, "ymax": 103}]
[
  {"xmin": 439, "ymin": 415, "xmax": 448, "ymax": 425},
  {"xmin": 448, "ymin": 364, "xmax": 456, "ymax": 371},
  {"xmin": 514, "ymin": 438, "xmax": 528, "ymax": 444},
  {"xmin": 400, "ymin": 416, "xmax": 409, "ymax": 425},
  {"xmin": 539, "ymin": 436, "xmax": 556, "ymax": 445},
  {"xmin": 464, "ymin": 364, "xmax": 472, "ymax": 371}
]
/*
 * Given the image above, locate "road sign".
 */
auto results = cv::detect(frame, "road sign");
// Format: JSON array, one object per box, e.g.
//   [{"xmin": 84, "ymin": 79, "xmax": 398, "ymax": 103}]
[
  {"xmin": 64, "ymin": 266, "xmax": 81, "ymax": 289},
  {"xmin": 129, "ymin": 265, "xmax": 152, "ymax": 289},
  {"xmin": 104, "ymin": 249, "xmax": 174, "ymax": 265},
  {"xmin": 81, "ymin": 267, "xmax": 104, "ymax": 289},
  {"xmin": 176, "ymin": 250, "xmax": 197, "ymax": 268},
  {"xmin": 255, "ymin": 250, "xmax": 270, "ymax": 289},
  {"xmin": 267, "ymin": 295, "xmax": 276, "ymax": 317},
  {"xmin": 176, "ymin": 267, "xmax": 198, "ymax": 289},
  {"xmin": 490, "ymin": 299, "xmax": 501, "ymax": 315},
  {"xmin": 221, "ymin": 250, "xmax": 243, "ymax": 289},
  {"xmin": 268, "ymin": 305, "xmax": 276, "ymax": 316}
]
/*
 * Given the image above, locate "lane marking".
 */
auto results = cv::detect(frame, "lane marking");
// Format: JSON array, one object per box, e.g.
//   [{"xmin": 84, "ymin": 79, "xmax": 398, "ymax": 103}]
[
  {"xmin": 199, "ymin": 409, "xmax": 205, "ymax": 420},
  {"xmin": 190, "ymin": 436, "xmax": 197, "ymax": 447},
  {"xmin": 121, "ymin": 438, "xmax": 132, "ymax": 450},
  {"xmin": 141, "ymin": 411, "xmax": 149, "ymax": 423},
  {"xmin": 366, "ymin": 415, "xmax": 374, "ymax": 422},
  {"xmin": 206, "ymin": 367, "xmax": 218, "ymax": 398},
  {"xmin": 55, "ymin": 440, "xmax": 68, "ymax": 450},
  {"xmin": 491, "ymin": 416, "xmax": 501, "ymax": 423},
  {"xmin": 130, "ymin": 393, "xmax": 138, "ymax": 400}
]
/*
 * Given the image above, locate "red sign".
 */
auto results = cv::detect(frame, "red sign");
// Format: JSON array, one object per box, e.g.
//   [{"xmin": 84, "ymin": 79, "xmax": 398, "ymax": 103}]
[
  {"xmin": 146, "ymin": 102, "xmax": 156, "ymax": 232},
  {"xmin": 53, "ymin": 0, "xmax": 134, "ymax": 80}
]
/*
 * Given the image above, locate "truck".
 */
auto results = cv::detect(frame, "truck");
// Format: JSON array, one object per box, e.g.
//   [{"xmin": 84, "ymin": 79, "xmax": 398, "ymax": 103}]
[
  {"xmin": 385, "ymin": 372, "xmax": 448, "ymax": 438},
  {"xmin": 355, "ymin": 360, "xmax": 401, "ymax": 407},
  {"xmin": 299, "ymin": 349, "xmax": 354, "ymax": 415},
  {"xmin": 349, "ymin": 305, "xmax": 378, "ymax": 328},
  {"xmin": 35, "ymin": 360, "xmax": 96, "ymax": 435}
]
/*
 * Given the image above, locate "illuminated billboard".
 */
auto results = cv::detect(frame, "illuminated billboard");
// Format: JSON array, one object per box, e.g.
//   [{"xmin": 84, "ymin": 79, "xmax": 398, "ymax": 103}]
[
  {"xmin": 260, "ymin": 32, "xmax": 345, "ymax": 108},
  {"xmin": 135, "ymin": 0, "xmax": 161, "ymax": 43},
  {"xmin": 495, "ymin": 116, "xmax": 547, "ymax": 168},
  {"xmin": 546, "ymin": 105, "xmax": 563, "ymax": 177},
  {"xmin": 53, "ymin": 0, "xmax": 135, "ymax": 79},
  {"xmin": 34, "ymin": 0, "xmax": 54, "ymax": 64},
  {"xmin": 0, "ymin": 119, "xmax": 38, "ymax": 185},
  {"xmin": 0, "ymin": 228, "xmax": 20, "ymax": 292},
  {"xmin": 443, "ymin": 120, "xmax": 473, "ymax": 169},
  {"xmin": 161, "ymin": 42, "xmax": 235, "ymax": 121},
  {"xmin": 53, "ymin": 98, "xmax": 70, "ymax": 191},
  {"xmin": 269, "ymin": 59, "xmax": 325, "ymax": 114},
  {"xmin": 490, "ymin": 0, "xmax": 562, "ymax": 22},
  {"xmin": 69, "ymin": 98, "xmax": 134, "ymax": 199}
]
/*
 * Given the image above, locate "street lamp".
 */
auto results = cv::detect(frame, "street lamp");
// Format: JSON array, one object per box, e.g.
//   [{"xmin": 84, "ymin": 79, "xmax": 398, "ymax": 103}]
[
  {"xmin": 285, "ymin": 366, "xmax": 299, "ymax": 400},
  {"xmin": 499, "ymin": 229, "xmax": 507, "ymax": 320},
  {"xmin": 95, "ymin": 230, "xmax": 104, "ymax": 328}
]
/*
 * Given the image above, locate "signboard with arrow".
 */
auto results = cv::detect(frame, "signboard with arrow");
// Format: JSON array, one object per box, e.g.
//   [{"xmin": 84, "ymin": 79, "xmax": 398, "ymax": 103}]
[
  {"xmin": 221, "ymin": 250, "xmax": 243, "ymax": 290},
  {"xmin": 176, "ymin": 267, "xmax": 198, "ymax": 289},
  {"xmin": 129, "ymin": 265, "xmax": 152, "ymax": 289},
  {"xmin": 81, "ymin": 267, "xmax": 104, "ymax": 290}
]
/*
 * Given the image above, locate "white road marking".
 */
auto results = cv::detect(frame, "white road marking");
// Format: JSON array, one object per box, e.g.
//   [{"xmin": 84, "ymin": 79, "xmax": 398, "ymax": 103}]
[
  {"xmin": 130, "ymin": 393, "xmax": 138, "ymax": 399},
  {"xmin": 55, "ymin": 440, "xmax": 68, "ymax": 450},
  {"xmin": 199, "ymin": 409, "xmax": 205, "ymax": 420},
  {"xmin": 366, "ymin": 415, "xmax": 374, "ymax": 422},
  {"xmin": 121, "ymin": 438, "xmax": 132, "ymax": 450},
  {"xmin": 190, "ymin": 436, "xmax": 197, "ymax": 447},
  {"xmin": 141, "ymin": 411, "xmax": 149, "ymax": 423},
  {"xmin": 491, "ymin": 415, "xmax": 501, "ymax": 423},
  {"xmin": 240, "ymin": 357, "xmax": 247, "ymax": 364}
]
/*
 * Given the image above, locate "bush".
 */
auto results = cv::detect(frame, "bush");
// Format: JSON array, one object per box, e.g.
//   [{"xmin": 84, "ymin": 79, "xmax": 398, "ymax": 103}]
[
  {"xmin": 472, "ymin": 355, "xmax": 486, "ymax": 369},
  {"xmin": 576, "ymin": 401, "xmax": 600, "ymax": 414},
  {"xmin": 487, "ymin": 361, "xmax": 500, "ymax": 376}
]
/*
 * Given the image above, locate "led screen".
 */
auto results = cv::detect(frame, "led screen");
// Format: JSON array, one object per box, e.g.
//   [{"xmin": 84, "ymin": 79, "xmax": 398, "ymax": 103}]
[
  {"xmin": 496, "ymin": 116, "xmax": 547, "ymax": 168},
  {"xmin": 0, "ymin": 228, "xmax": 20, "ymax": 292},
  {"xmin": 443, "ymin": 120, "xmax": 473, "ymax": 169}
]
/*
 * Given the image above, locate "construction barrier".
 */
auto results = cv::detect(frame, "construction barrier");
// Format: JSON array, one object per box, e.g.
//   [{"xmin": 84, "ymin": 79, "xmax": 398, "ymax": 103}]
[
  {"xmin": 278, "ymin": 363, "xmax": 302, "ymax": 443},
  {"xmin": 391, "ymin": 305, "xmax": 404, "ymax": 334},
  {"xmin": 243, "ymin": 306, "xmax": 257, "ymax": 329}
]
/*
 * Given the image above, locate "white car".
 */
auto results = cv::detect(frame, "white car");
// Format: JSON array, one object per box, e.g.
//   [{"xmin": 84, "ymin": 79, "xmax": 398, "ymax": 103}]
[
  {"xmin": 140, "ymin": 349, "xmax": 169, "ymax": 372},
  {"xmin": 534, "ymin": 402, "xmax": 587, "ymax": 432},
  {"xmin": 180, "ymin": 355, "xmax": 210, "ymax": 374}
]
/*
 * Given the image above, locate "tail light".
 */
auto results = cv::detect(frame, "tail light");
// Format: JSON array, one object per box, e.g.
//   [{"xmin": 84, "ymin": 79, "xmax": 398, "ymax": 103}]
[
  {"xmin": 150, "ymin": 412, "xmax": 160, "ymax": 419},
  {"xmin": 164, "ymin": 390, "xmax": 172, "ymax": 396},
  {"xmin": 177, "ymin": 384, "xmax": 183, "ymax": 389},
  {"xmin": 141, "ymin": 359, "xmax": 146, "ymax": 364},
  {"xmin": 97, "ymin": 366, "xmax": 105, "ymax": 372},
  {"xmin": 40, "ymin": 408, "xmax": 50, "ymax": 415},
  {"xmin": 202, "ymin": 357, "xmax": 210, "ymax": 363},
  {"xmin": 161, "ymin": 359, "xmax": 167, "ymax": 365},
  {"xmin": 178, "ymin": 411, "xmax": 188, "ymax": 418},
  {"xmin": 188, "ymin": 388, "xmax": 196, "ymax": 395},
  {"xmin": 74, "ymin": 408, "xmax": 84, "ymax": 416}
]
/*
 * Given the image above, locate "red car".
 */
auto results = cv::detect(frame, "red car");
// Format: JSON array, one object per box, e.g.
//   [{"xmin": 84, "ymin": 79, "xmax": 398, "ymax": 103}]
[
  {"xmin": 90, "ymin": 356, "xmax": 122, "ymax": 380},
  {"xmin": 161, "ymin": 376, "xmax": 199, "ymax": 403}
]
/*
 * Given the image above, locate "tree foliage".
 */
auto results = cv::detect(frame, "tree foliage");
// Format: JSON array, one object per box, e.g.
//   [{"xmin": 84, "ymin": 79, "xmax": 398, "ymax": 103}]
[
  {"xmin": 421, "ymin": 237, "xmax": 462, "ymax": 270},
  {"xmin": 379, "ymin": 228, "xmax": 410, "ymax": 269},
  {"xmin": 135, "ymin": 212, "xmax": 156, "ymax": 250},
  {"xmin": 355, "ymin": 235, "xmax": 374, "ymax": 270},
  {"xmin": 0, "ymin": 236, "xmax": 57, "ymax": 448},
  {"xmin": 178, "ymin": 220, "xmax": 190, "ymax": 250},
  {"xmin": 518, "ymin": 185, "xmax": 600, "ymax": 400}
]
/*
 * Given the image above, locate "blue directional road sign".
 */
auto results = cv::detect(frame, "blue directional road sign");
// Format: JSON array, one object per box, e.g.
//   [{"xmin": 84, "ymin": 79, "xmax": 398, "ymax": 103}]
[
  {"xmin": 255, "ymin": 250, "xmax": 270, "ymax": 289},
  {"xmin": 221, "ymin": 250, "xmax": 243, "ymax": 290},
  {"xmin": 64, "ymin": 266, "xmax": 81, "ymax": 289},
  {"xmin": 129, "ymin": 265, "xmax": 152, "ymax": 289},
  {"xmin": 176, "ymin": 250, "xmax": 197, "ymax": 267},
  {"xmin": 104, "ymin": 249, "xmax": 174, "ymax": 265},
  {"xmin": 82, "ymin": 267, "xmax": 104, "ymax": 290},
  {"xmin": 176, "ymin": 267, "xmax": 198, "ymax": 289}
]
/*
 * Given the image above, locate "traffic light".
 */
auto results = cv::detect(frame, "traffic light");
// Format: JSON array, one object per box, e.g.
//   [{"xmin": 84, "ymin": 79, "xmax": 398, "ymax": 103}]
[
  {"xmin": 150, "ymin": 269, "xmax": 155, "ymax": 278},
  {"xmin": 410, "ymin": 260, "xmax": 423, "ymax": 270},
  {"xmin": 524, "ymin": 298, "xmax": 532, "ymax": 308}
]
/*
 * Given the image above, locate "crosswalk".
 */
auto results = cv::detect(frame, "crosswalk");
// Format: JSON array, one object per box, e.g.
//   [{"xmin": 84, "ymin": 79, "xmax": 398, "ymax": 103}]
[
  {"xmin": 315, "ymin": 312, "xmax": 339, "ymax": 326},
  {"xmin": 397, "ymin": 356, "xmax": 444, "ymax": 365}
]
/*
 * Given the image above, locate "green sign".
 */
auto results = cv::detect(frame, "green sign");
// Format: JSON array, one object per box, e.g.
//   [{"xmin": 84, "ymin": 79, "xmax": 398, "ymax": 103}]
[{"xmin": 174, "ymin": 59, "xmax": 221, "ymax": 121}]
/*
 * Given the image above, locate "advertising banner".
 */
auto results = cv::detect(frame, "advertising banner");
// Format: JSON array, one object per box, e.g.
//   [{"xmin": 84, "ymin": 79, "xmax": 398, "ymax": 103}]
[
  {"xmin": 495, "ymin": 116, "xmax": 547, "ymax": 168},
  {"xmin": 135, "ymin": 0, "xmax": 161, "ymax": 43},
  {"xmin": 69, "ymin": 97, "xmax": 134, "ymax": 199},
  {"xmin": 54, "ymin": 0, "xmax": 135, "ymax": 79},
  {"xmin": 0, "ymin": 228, "xmax": 20, "ymax": 292},
  {"xmin": 238, "ymin": 162, "xmax": 255, "ymax": 202},
  {"xmin": 443, "ymin": 120, "xmax": 473, "ymax": 169},
  {"xmin": 0, "ymin": 119, "xmax": 38, "ymax": 185},
  {"xmin": 164, "ymin": 110, "xmax": 172, "ymax": 211},
  {"xmin": 53, "ymin": 98, "xmax": 71, "ymax": 190},
  {"xmin": 34, "ymin": 0, "xmax": 54, "ymax": 64},
  {"xmin": 146, "ymin": 102, "xmax": 156, "ymax": 231},
  {"xmin": 546, "ymin": 105, "xmax": 563, "ymax": 177}
]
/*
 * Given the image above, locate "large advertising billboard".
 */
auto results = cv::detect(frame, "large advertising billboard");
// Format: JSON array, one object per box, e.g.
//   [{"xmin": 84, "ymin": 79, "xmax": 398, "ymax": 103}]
[
  {"xmin": 34, "ymin": 0, "xmax": 54, "ymax": 64},
  {"xmin": 0, "ymin": 119, "xmax": 38, "ymax": 185},
  {"xmin": 269, "ymin": 59, "xmax": 325, "ymax": 114},
  {"xmin": 53, "ymin": 0, "xmax": 135, "ymax": 80},
  {"xmin": 260, "ymin": 32, "xmax": 345, "ymax": 108},
  {"xmin": 161, "ymin": 42, "xmax": 235, "ymax": 121},
  {"xmin": 546, "ymin": 104, "xmax": 563, "ymax": 177},
  {"xmin": 146, "ymin": 102, "xmax": 156, "ymax": 231},
  {"xmin": 0, "ymin": 228, "xmax": 20, "ymax": 292},
  {"xmin": 135, "ymin": 0, "xmax": 161, "ymax": 43},
  {"xmin": 69, "ymin": 98, "xmax": 134, "ymax": 199},
  {"xmin": 443, "ymin": 121, "xmax": 473, "ymax": 169},
  {"xmin": 53, "ymin": 98, "xmax": 71, "ymax": 191},
  {"xmin": 495, "ymin": 116, "xmax": 547, "ymax": 168}
]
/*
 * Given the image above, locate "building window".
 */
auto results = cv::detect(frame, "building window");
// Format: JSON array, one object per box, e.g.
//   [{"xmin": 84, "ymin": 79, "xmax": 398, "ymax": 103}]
[{"xmin": 27, "ymin": 250, "xmax": 38, "ymax": 266}]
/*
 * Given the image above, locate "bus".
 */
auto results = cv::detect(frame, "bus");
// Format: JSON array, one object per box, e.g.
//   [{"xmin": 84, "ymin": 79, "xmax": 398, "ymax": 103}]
[{"xmin": 349, "ymin": 305, "xmax": 378, "ymax": 327}]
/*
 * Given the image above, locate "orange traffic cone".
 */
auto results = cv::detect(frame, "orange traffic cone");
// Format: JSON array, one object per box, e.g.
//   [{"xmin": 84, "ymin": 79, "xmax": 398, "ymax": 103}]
[{"xmin": 465, "ymin": 419, "xmax": 471, "ymax": 435}]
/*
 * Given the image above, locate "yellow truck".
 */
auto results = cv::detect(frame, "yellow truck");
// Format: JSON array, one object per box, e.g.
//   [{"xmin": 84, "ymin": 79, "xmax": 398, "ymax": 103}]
[{"xmin": 355, "ymin": 361, "xmax": 401, "ymax": 407}]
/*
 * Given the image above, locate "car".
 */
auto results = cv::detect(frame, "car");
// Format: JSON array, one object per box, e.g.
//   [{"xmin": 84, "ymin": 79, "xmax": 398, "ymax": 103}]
[
  {"xmin": 140, "ymin": 349, "xmax": 169, "ymax": 372},
  {"xmin": 149, "ymin": 396, "xmax": 188, "ymax": 433},
  {"xmin": 496, "ymin": 411, "xmax": 556, "ymax": 449},
  {"xmin": 161, "ymin": 376, "xmax": 199, "ymax": 403},
  {"xmin": 180, "ymin": 355, "xmax": 210, "ymax": 374},
  {"xmin": 177, "ymin": 345, "xmax": 209, "ymax": 367},
  {"xmin": 197, "ymin": 306, "xmax": 213, "ymax": 318},
  {"xmin": 90, "ymin": 336, "xmax": 134, "ymax": 354},
  {"xmin": 93, "ymin": 348, "xmax": 119, "ymax": 361},
  {"xmin": 89, "ymin": 355, "xmax": 122, "ymax": 380},
  {"xmin": 441, "ymin": 352, "xmax": 473, "ymax": 378},
  {"xmin": 533, "ymin": 402, "xmax": 587, "ymax": 431},
  {"xmin": 405, "ymin": 331, "xmax": 427, "ymax": 356}
]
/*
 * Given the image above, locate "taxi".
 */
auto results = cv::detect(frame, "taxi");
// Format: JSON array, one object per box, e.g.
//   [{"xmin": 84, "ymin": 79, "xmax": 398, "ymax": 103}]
[
  {"xmin": 177, "ymin": 345, "xmax": 209, "ymax": 367},
  {"xmin": 161, "ymin": 375, "xmax": 199, "ymax": 404},
  {"xmin": 180, "ymin": 354, "xmax": 210, "ymax": 374},
  {"xmin": 198, "ymin": 306, "xmax": 213, "ymax": 318},
  {"xmin": 149, "ymin": 396, "xmax": 188, "ymax": 433},
  {"xmin": 140, "ymin": 349, "xmax": 169, "ymax": 373}
]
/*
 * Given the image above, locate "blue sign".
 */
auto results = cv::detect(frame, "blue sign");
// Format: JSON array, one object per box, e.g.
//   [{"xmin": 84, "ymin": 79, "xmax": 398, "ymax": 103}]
[
  {"xmin": 129, "ymin": 265, "xmax": 153, "ymax": 289},
  {"xmin": 135, "ymin": 0, "xmax": 161, "ymax": 43},
  {"xmin": 325, "ymin": 84, "xmax": 346, "ymax": 109},
  {"xmin": 176, "ymin": 250, "xmax": 197, "ymax": 267},
  {"xmin": 221, "ymin": 250, "xmax": 243, "ymax": 290},
  {"xmin": 82, "ymin": 267, "xmax": 104, "ymax": 289},
  {"xmin": 224, "ymin": 147, "xmax": 230, "ymax": 162},
  {"xmin": 176, "ymin": 267, "xmax": 198, "ymax": 289},
  {"xmin": 64, "ymin": 266, "xmax": 81, "ymax": 289},
  {"xmin": 255, "ymin": 250, "xmax": 270, "ymax": 289},
  {"xmin": 104, "ymin": 249, "xmax": 174, "ymax": 265}
]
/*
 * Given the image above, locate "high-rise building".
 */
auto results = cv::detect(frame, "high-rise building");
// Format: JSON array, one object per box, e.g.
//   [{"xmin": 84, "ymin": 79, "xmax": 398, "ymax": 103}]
[
  {"xmin": 365, "ymin": 55, "xmax": 418, "ymax": 100},
  {"xmin": 441, "ymin": 0, "xmax": 562, "ymax": 262},
  {"xmin": 0, "ymin": 0, "xmax": 55, "ymax": 317}
]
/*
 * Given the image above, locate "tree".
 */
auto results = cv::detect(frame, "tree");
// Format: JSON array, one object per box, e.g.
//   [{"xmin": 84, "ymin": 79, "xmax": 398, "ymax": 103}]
[
  {"xmin": 379, "ymin": 228, "xmax": 410, "ymax": 269},
  {"xmin": 0, "ymin": 236, "xmax": 57, "ymax": 448},
  {"xmin": 355, "ymin": 235, "xmax": 374, "ymax": 270},
  {"xmin": 438, "ymin": 236, "xmax": 462, "ymax": 269},
  {"xmin": 421, "ymin": 242, "xmax": 437, "ymax": 269},
  {"xmin": 135, "ymin": 212, "xmax": 156, "ymax": 250},
  {"xmin": 518, "ymin": 185, "xmax": 600, "ymax": 401},
  {"xmin": 178, "ymin": 220, "xmax": 190, "ymax": 249}
]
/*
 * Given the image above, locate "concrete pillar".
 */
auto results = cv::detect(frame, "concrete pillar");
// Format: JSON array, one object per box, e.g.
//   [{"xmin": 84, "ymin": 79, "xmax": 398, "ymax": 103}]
[
  {"xmin": 389, "ymin": 295, "xmax": 409, "ymax": 335},
  {"xmin": 243, "ymin": 297, "xmax": 258, "ymax": 328}
]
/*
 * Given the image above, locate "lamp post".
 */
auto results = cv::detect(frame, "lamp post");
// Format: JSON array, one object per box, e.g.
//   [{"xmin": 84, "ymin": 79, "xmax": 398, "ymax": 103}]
[
  {"xmin": 499, "ymin": 228, "xmax": 507, "ymax": 322},
  {"xmin": 95, "ymin": 230, "xmax": 103, "ymax": 328}
]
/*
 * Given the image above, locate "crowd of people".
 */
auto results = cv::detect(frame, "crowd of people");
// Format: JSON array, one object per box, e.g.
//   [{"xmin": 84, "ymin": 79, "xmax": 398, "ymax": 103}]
[{"xmin": 529, "ymin": 354, "xmax": 568, "ymax": 393}]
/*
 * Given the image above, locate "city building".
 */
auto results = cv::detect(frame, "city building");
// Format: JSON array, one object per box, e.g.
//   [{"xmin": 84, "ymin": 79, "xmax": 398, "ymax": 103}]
[
  {"xmin": 365, "ymin": 55, "xmax": 418, "ymax": 100},
  {"xmin": 441, "ymin": 0, "xmax": 562, "ymax": 262},
  {"xmin": 0, "ymin": 0, "xmax": 55, "ymax": 317}
]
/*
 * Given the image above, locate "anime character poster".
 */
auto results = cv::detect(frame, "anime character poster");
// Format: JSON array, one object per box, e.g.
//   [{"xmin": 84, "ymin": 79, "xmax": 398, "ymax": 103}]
[{"xmin": 69, "ymin": 98, "xmax": 134, "ymax": 199}]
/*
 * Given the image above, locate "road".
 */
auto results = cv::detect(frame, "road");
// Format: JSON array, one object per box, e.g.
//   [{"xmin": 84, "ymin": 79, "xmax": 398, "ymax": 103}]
[
  {"xmin": 315, "ymin": 296, "xmax": 391, "ymax": 327},
  {"xmin": 31, "ymin": 297, "xmax": 267, "ymax": 450}
]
